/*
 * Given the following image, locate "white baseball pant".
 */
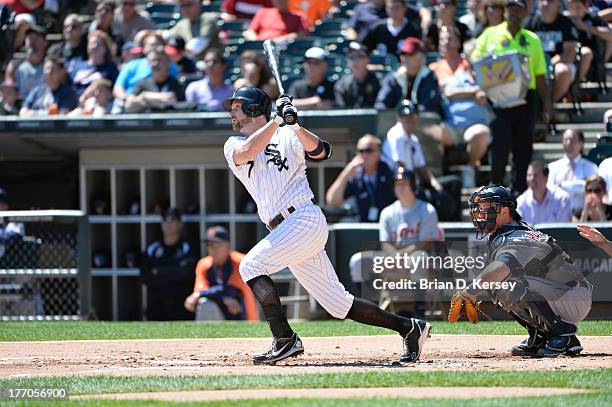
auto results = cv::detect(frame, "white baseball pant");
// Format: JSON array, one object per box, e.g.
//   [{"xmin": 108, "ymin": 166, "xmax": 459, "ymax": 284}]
[{"xmin": 239, "ymin": 203, "xmax": 355, "ymax": 319}]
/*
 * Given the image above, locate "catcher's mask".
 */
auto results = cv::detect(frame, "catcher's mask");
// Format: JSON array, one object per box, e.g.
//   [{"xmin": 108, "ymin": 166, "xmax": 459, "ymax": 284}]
[
  {"xmin": 469, "ymin": 185, "xmax": 520, "ymax": 239},
  {"xmin": 222, "ymin": 86, "xmax": 272, "ymax": 120}
]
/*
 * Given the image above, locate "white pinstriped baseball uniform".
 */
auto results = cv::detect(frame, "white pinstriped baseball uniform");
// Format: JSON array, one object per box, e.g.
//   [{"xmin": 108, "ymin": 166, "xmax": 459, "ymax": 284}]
[{"xmin": 224, "ymin": 126, "xmax": 355, "ymax": 319}]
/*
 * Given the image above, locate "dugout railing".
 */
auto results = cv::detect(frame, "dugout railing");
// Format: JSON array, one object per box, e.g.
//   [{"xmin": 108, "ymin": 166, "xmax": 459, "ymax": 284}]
[{"xmin": 0, "ymin": 210, "xmax": 91, "ymax": 321}]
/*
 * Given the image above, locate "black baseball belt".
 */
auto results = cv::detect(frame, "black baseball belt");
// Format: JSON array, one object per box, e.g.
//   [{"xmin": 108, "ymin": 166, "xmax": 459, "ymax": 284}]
[{"xmin": 267, "ymin": 206, "xmax": 296, "ymax": 231}]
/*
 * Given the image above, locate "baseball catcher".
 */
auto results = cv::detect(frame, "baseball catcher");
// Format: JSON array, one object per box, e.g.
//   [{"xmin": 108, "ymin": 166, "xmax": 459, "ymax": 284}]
[{"xmin": 455, "ymin": 185, "xmax": 592, "ymax": 356}]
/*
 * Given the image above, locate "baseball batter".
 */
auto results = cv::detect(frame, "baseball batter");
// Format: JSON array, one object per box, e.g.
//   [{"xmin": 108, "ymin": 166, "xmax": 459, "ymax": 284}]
[
  {"xmin": 460, "ymin": 185, "xmax": 592, "ymax": 356},
  {"xmin": 222, "ymin": 86, "xmax": 431, "ymax": 364}
]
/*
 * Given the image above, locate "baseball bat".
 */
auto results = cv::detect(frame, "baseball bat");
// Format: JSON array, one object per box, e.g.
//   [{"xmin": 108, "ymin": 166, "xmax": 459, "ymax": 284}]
[{"xmin": 262, "ymin": 40, "xmax": 298, "ymax": 125}]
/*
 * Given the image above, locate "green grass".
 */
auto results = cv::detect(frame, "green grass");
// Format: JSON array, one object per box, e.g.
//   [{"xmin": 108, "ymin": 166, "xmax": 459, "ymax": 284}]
[
  {"xmin": 0, "ymin": 320, "xmax": 610, "ymax": 342},
  {"xmin": 5, "ymin": 393, "xmax": 612, "ymax": 407},
  {"xmin": 1, "ymin": 369, "xmax": 610, "ymax": 395}
]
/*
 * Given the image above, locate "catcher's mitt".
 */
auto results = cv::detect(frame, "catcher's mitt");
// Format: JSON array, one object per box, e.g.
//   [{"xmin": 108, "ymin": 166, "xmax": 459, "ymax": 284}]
[{"xmin": 448, "ymin": 290, "xmax": 480, "ymax": 324}]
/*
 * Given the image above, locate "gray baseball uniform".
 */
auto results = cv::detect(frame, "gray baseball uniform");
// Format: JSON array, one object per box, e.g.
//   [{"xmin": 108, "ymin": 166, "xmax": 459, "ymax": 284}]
[{"xmin": 487, "ymin": 221, "xmax": 592, "ymax": 325}]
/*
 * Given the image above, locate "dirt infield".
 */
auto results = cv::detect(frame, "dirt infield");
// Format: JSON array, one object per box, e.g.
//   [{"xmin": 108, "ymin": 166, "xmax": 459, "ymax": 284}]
[
  {"xmin": 1, "ymin": 334, "xmax": 610, "ymax": 379},
  {"xmin": 75, "ymin": 387, "xmax": 590, "ymax": 401}
]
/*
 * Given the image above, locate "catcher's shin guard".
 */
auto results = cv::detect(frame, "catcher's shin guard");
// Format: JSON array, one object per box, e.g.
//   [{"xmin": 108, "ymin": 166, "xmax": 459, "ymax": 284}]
[{"xmin": 492, "ymin": 279, "xmax": 562, "ymax": 336}]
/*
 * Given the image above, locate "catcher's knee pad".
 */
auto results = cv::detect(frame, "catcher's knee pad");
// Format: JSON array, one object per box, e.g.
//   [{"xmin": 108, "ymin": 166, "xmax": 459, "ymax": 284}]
[{"xmin": 492, "ymin": 278, "xmax": 561, "ymax": 335}]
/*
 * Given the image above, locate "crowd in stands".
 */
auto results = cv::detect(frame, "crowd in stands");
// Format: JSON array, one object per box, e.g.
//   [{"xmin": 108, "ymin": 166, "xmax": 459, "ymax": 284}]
[{"xmin": 1, "ymin": 0, "xmax": 611, "ymax": 224}]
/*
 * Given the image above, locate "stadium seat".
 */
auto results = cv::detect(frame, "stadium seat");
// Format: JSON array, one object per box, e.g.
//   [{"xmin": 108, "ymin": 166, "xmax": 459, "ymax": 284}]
[
  {"xmin": 285, "ymin": 37, "xmax": 320, "ymax": 56},
  {"xmin": 202, "ymin": 1, "xmax": 223, "ymax": 13},
  {"xmin": 218, "ymin": 19, "xmax": 250, "ymax": 41},
  {"xmin": 587, "ymin": 135, "xmax": 612, "ymax": 165},
  {"xmin": 310, "ymin": 19, "xmax": 348, "ymax": 37},
  {"xmin": 146, "ymin": 2, "xmax": 176, "ymax": 14}
]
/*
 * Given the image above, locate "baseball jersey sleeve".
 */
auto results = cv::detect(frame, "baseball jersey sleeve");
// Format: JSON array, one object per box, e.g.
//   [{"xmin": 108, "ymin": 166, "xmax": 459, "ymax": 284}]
[
  {"xmin": 224, "ymin": 136, "xmax": 247, "ymax": 173},
  {"xmin": 418, "ymin": 202, "xmax": 440, "ymax": 240}
]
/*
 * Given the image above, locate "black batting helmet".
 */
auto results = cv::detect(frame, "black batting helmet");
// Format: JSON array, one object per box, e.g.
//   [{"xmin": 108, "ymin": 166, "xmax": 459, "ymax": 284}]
[
  {"xmin": 222, "ymin": 86, "xmax": 272, "ymax": 120},
  {"xmin": 468, "ymin": 185, "xmax": 521, "ymax": 238}
]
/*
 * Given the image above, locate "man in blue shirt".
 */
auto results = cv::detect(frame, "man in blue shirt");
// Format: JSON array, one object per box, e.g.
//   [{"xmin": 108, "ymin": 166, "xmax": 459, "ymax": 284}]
[{"xmin": 20, "ymin": 56, "xmax": 78, "ymax": 116}]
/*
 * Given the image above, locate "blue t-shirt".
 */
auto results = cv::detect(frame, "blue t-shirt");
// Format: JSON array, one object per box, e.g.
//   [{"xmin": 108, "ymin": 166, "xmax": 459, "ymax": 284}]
[
  {"xmin": 24, "ymin": 82, "xmax": 78, "ymax": 113},
  {"xmin": 115, "ymin": 58, "xmax": 179, "ymax": 95}
]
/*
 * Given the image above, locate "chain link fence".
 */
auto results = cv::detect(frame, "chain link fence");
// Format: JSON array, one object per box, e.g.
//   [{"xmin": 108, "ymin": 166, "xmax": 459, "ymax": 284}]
[{"xmin": 0, "ymin": 211, "xmax": 90, "ymax": 321}]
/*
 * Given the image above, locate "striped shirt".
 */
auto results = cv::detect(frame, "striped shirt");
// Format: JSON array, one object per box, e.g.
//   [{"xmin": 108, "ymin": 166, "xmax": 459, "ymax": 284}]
[{"xmin": 224, "ymin": 126, "xmax": 314, "ymax": 225}]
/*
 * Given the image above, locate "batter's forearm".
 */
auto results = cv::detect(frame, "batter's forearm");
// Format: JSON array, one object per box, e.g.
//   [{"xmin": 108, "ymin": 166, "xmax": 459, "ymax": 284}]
[{"xmin": 233, "ymin": 120, "xmax": 279, "ymax": 165}]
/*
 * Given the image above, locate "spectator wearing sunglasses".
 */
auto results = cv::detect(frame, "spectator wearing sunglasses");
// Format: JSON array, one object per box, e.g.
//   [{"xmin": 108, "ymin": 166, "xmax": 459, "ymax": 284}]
[
  {"xmin": 575, "ymin": 176, "xmax": 612, "ymax": 221},
  {"xmin": 326, "ymin": 134, "xmax": 396, "ymax": 222},
  {"xmin": 89, "ymin": 0, "xmax": 122, "ymax": 49},
  {"xmin": 185, "ymin": 48, "xmax": 234, "ymax": 111},
  {"xmin": 112, "ymin": 0, "xmax": 154, "ymax": 44},
  {"xmin": 334, "ymin": 42, "xmax": 381, "ymax": 108}
]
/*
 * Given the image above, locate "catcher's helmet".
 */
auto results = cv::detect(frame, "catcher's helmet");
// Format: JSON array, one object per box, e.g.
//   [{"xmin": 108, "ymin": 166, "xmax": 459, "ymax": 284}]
[
  {"xmin": 468, "ymin": 185, "xmax": 520, "ymax": 238},
  {"xmin": 222, "ymin": 86, "xmax": 272, "ymax": 120},
  {"xmin": 394, "ymin": 165, "xmax": 417, "ymax": 191}
]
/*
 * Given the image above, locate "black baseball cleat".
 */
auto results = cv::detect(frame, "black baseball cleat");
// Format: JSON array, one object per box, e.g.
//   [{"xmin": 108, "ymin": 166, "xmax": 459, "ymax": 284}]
[
  {"xmin": 511, "ymin": 337, "xmax": 544, "ymax": 357},
  {"xmin": 511, "ymin": 330, "xmax": 547, "ymax": 357},
  {"xmin": 537, "ymin": 335, "xmax": 583, "ymax": 357},
  {"xmin": 252, "ymin": 333, "xmax": 304, "ymax": 365},
  {"xmin": 400, "ymin": 318, "xmax": 431, "ymax": 363}
]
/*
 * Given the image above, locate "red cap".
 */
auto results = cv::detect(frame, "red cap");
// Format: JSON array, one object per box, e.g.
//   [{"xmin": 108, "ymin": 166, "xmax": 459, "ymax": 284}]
[{"xmin": 399, "ymin": 37, "xmax": 425, "ymax": 55}]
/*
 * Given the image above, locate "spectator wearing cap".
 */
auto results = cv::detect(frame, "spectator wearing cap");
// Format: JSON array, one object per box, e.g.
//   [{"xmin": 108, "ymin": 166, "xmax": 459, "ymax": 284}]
[
  {"xmin": 0, "ymin": 81, "xmax": 20, "ymax": 115},
  {"xmin": 516, "ymin": 161, "xmax": 572, "ymax": 224},
  {"xmin": 382, "ymin": 100, "xmax": 462, "ymax": 221},
  {"xmin": 334, "ymin": 42, "xmax": 381, "ymax": 108},
  {"xmin": 425, "ymin": 0, "xmax": 471, "ymax": 52},
  {"xmin": 359, "ymin": 0, "xmax": 421, "ymax": 57},
  {"xmin": 165, "ymin": 36, "xmax": 197, "ymax": 75},
  {"xmin": 113, "ymin": 32, "xmax": 180, "ymax": 106},
  {"xmin": 68, "ymin": 78, "xmax": 114, "ymax": 116},
  {"xmin": 125, "ymin": 48, "xmax": 185, "ymax": 113},
  {"xmin": 244, "ymin": 0, "xmax": 308, "ymax": 41},
  {"xmin": 184, "ymin": 226, "xmax": 258, "ymax": 321},
  {"xmin": 428, "ymin": 26, "xmax": 489, "ymax": 187},
  {"xmin": 121, "ymin": 41, "xmax": 143, "ymax": 64},
  {"xmin": 141, "ymin": 208, "xmax": 197, "ymax": 321},
  {"xmin": 71, "ymin": 30, "xmax": 119, "ymax": 96},
  {"xmin": 5, "ymin": 24, "xmax": 47, "ymax": 99},
  {"xmin": 185, "ymin": 48, "xmax": 234, "ymax": 111},
  {"xmin": 566, "ymin": 0, "xmax": 612, "ymax": 82},
  {"xmin": 288, "ymin": 47, "xmax": 335, "ymax": 109},
  {"xmin": 326, "ymin": 134, "xmax": 396, "ymax": 222},
  {"xmin": 167, "ymin": 0, "xmax": 221, "ymax": 55},
  {"xmin": 375, "ymin": 37, "xmax": 442, "ymax": 114},
  {"xmin": 89, "ymin": 0, "xmax": 122, "ymax": 50},
  {"xmin": 221, "ymin": 0, "xmax": 273, "ymax": 20},
  {"xmin": 20, "ymin": 55, "xmax": 78, "ymax": 116},
  {"xmin": 525, "ymin": 0, "xmax": 579, "ymax": 102},
  {"xmin": 233, "ymin": 49, "xmax": 280, "ymax": 99},
  {"xmin": 47, "ymin": 14, "xmax": 89, "ymax": 79},
  {"xmin": 112, "ymin": 0, "xmax": 155, "ymax": 44}
]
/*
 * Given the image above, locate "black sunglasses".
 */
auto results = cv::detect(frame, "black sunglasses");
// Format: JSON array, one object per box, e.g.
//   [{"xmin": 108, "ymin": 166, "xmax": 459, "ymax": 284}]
[
  {"xmin": 358, "ymin": 148, "xmax": 377, "ymax": 154},
  {"xmin": 586, "ymin": 187, "xmax": 603, "ymax": 194}
]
